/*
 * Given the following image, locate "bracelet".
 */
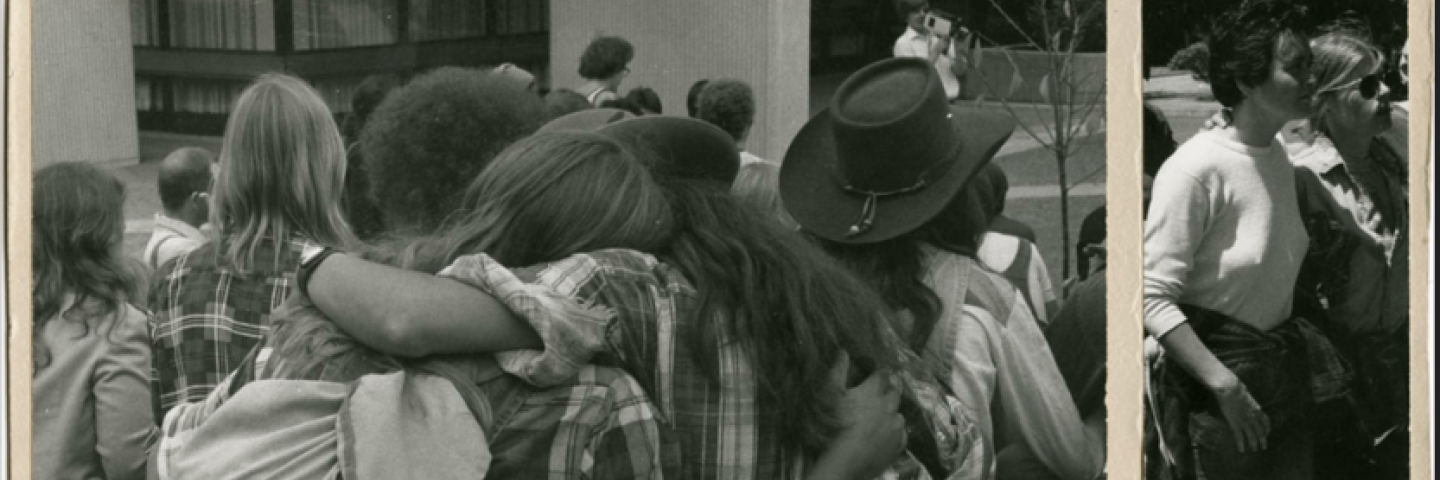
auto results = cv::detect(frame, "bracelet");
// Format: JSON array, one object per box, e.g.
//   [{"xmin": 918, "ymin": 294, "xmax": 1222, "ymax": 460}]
[{"xmin": 296, "ymin": 247, "xmax": 338, "ymax": 299}]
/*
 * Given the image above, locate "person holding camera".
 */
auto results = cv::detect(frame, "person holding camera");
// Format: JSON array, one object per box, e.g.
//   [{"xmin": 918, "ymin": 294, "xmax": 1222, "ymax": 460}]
[{"xmin": 893, "ymin": 0, "xmax": 971, "ymax": 101}]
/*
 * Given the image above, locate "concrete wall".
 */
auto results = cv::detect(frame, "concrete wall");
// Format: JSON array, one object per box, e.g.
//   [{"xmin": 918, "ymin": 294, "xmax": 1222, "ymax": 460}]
[
  {"xmin": 33, "ymin": 0, "xmax": 139, "ymax": 168},
  {"xmin": 550, "ymin": 1, "xmax": 809, "ymax": 163}
]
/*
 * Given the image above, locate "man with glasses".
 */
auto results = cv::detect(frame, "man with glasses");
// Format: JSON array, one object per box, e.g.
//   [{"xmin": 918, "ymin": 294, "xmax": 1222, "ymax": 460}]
[{"xmin": 145, "ymin": 147, "xmax": 216, "ymax": 270}]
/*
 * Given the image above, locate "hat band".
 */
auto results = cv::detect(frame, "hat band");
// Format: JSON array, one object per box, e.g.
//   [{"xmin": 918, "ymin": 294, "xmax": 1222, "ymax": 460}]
[{"xmin": 836, "ymin": 139, "xmax": 963, "ymax": 237}]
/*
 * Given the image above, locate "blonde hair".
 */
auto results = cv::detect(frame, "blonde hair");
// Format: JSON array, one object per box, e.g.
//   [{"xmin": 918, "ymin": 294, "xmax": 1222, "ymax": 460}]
[
  {"xmin": 1308, "ymin": 32, "xmax": 1385, "ymax": 134},
  {"xmin": 731, "ymin": 162, "xmax": 796, "ymax": 229},
  {"xmin": 212, "ymin": 73, "xmax": 357, "ymax": 273}
]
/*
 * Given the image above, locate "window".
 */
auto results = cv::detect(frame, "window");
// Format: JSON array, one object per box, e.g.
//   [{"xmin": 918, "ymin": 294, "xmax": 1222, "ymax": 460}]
[
  {"xmin": 293, "ymin": 0, "xmax": 401, "ymax": 50},
  {"xmin": 168, "ymin": 0, "xmax": 278, "ymax": 50}
]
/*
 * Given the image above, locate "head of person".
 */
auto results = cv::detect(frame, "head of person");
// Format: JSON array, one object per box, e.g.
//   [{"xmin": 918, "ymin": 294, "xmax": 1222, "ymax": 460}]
[
  {"xmin": 695, "ymin": 79, "xmax": 756, "ymax": 146},
  {"xmin": 542, "ymin": 113, "xmax": 917, "ymax": 459},
  {"xmin": 685, "ymin": 79, "xmax": 710, "ymax": 117},
  {"xmin": 360, "ymin": 67, "xmax": 547, "ymax": 235},
  {"xmin": 341, "ymin": 73, "xmax": 402, "ymax": 143},
  {"xmin": 626, "ymin": 86, "xmax": 663, "ymax": 115},
  {"xmin": 393, "ymin": 131, "xmax": 676, "ymax": 273},
  {"xmin": 157, "ymin": 147, "xmax": 217, "ymax": 228},
  {"xmin": 32, "ymin": 162, "xmax": 142, "ymax": 369},
  {"xmin": 731, "ymin": 161, "xmax": 797, "ymax": 229},
  {"xmin": 895, "ymin": 0, "xmax": 931, "ymax": 34},
  {"xmin": 212, "ymin": 73, "xmax": 357, "ymax": 273},
  {"xmin": 1307, "ymin": 31, "xmax": 1393, "ymax": 140},
  {"xmin": 781, "ymin": 57, "xmax": 1015, "ymax": 349},
  {"xmin": 578, "ymin": 36, "xmax": 634, "ymax": 89},
  {"xmin": 544, "ymin": 89, "xmax": 594, "ymax": 120},
  {"xmin": 977, "ymin": 163, "xmax": 1009, "ymax": 223},
  {"xmin": 1207, "ymin": 0, "xmax": 1314, "ymax": 123}
]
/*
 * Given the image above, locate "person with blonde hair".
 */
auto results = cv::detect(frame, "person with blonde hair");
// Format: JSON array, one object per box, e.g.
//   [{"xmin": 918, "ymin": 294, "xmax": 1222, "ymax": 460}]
[
  {"xmin": 33, "ymin": 163, "xmax": 155, "ymax": 480},
  {"xmin": 148, "ymin": 73, "xmax": 357, "ymax": 419},
  {"xmin": 1288, "ymin": 29, "xmax": 1408, "ymax": 480}
]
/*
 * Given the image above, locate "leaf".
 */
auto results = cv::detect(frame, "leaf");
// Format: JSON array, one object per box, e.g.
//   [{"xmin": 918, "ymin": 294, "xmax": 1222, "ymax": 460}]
[{"xmin": 1063, "ymin": 0, "xmax": 1073, "ymax": 19}]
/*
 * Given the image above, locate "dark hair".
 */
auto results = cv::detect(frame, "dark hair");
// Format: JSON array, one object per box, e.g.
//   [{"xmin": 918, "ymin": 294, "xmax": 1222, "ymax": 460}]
[
  {"xmin": 894, "ymin": 0, "xmax": 928, "ymax": 19},
  {"xmin": 812, "ymin": 174, "xmax": 991, "ymax": 351},
  {"xmin": 696, "ymin": 79, "xmax": 756, "ymax": 142},
  {"xmin": 686, "ymin": 79, "xmax": 710, "ymax": 117},
  {"xmin": 578, "ymin": 36, "xmax": 635, "ymax": 80},
  {"xmin": 626, "ymin": 86, "xmax": 663, "ymax": 114},
  {"xmin": 360, "ymin": 67, "xmax": 546, "ymax": 235},
  {"xmin": 1207, "ymin": 0, "xmax": 1312, "ymax": 107},
  {"xmin": 32, "ymin": 163, "xmax": 143, "ymax": 369},
  {"xmin": 341, "ymin": 74, "xmax": 403, "ymax": 143},
  {"xmin": 544, "ymin": 89, "xmax": 593, "ymax": 120},
  {"xmin": 157, "ymin": 147, "xmax": 215, "ymax": 210},
  {"xmin": 1142, "ymin": 102, "xmax": 1178, "ymax": 177},
  {"xmin": 978, "ymin": 163, "xmax": 1008, "ymax": 220},
  {"xmin": 599, "ymin": 97, "xmax": 644, "ymax": 116},
  {"xmin": 652, "ymin": 175, "xmax": 916, "ymax": 461},
  {"xmin": 391, "ymin": 131, "xmax": 676, "ymax": 273}
]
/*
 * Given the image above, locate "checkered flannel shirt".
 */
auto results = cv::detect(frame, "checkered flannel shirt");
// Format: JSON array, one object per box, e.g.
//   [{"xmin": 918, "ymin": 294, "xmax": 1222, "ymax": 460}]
[
  {"xmin": 440, "ymin": 248, "xmax": 985, "ymax": 480},
  {"xmin": 147, "ymin": 236, "xmax": 312, "ymax": 419}
]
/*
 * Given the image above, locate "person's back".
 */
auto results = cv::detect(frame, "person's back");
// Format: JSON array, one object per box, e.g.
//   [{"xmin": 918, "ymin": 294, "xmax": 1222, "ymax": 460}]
[
  {"xmin": 149, "ymin": 74, "xmax": 357, "ymax": 417},
  {"xmin": 32, "ymin": 162, "xmax": 155, "ymax": 480},
  {"xmin": 34, "ymin": 301, "xmax": 153, "ymax": 480}
]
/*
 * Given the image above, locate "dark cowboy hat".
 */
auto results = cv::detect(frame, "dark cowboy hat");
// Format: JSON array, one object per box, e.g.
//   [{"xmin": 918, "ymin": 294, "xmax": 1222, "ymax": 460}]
[
  {"xmin": 780, "ymin": 57, "xmax": 1015, "ymax": 244},
  {"xmin": 540, "ymin": 109, "xmax": 740, "ymax": 185}
]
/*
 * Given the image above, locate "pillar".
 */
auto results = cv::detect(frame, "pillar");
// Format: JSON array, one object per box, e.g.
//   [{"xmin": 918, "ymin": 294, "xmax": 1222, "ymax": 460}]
[{"xmin": 33, "ymin": 0, "xmax": 139, "ymax": 167}]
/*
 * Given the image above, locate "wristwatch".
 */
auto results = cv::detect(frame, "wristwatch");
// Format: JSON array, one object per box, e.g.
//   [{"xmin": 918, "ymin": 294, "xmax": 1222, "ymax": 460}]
[{"xmin": 296, "ymin": 244, "xmax": 337, "ymax": 298}]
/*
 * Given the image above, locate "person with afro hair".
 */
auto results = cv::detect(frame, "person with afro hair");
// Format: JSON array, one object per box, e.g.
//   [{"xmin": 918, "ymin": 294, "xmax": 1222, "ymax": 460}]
[
  {"xmin": 574, "ymin": 36, "xmax": 634, "ymax": 106},
  {"xmin": 696, "ymin": 79, "xmax": 767, "ymax": 165},
  {"xmin": 359, "ymin": 67, "xmax": 547, "ymax": 236}
]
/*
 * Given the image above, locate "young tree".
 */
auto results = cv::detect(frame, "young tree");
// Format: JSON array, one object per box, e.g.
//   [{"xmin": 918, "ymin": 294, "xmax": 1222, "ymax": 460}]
[{"xmin": 967, "ymin": 0, "xmax": 1105, "ymax": 285}]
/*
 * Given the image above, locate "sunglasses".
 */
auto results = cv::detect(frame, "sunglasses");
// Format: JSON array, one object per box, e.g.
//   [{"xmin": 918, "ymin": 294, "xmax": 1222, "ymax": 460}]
[{"xmin": 1329, "ymin": 73, "xmax": 1384, "ymax": 100}]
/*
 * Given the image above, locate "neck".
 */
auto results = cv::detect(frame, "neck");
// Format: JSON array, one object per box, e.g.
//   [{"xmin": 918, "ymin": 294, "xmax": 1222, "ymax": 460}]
[
  {"xmin": 1325, "ymin": 126, "xmax": 1373, "ymax": 167},
  {"xmin": 1229, "ymin": 103, "xmax": 1286, "ymax": 147},
  {"xmin": 165, "ymin": 208, "xmax": 205, "ymax": 230}
]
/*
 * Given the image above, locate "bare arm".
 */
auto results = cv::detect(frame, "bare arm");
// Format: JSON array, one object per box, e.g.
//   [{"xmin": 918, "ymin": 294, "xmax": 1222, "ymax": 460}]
[{"xmin": 306, "ymin": 252, "xmax": 541, "ymax": 357}]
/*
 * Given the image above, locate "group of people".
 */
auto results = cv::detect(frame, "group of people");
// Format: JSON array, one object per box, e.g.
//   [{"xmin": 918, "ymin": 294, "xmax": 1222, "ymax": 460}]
[
  {"xmin": 34, "ymin": 23, "xmax": 1114, "ymax": 480},
  {"xmin": 1142, "ymin": 1, "xmax": 1409, "ymax": 479}
]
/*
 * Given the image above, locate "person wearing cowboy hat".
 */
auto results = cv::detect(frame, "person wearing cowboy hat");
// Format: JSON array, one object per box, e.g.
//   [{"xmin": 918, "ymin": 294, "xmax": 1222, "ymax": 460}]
[
  {"xmin": 286, "ymin": 112, "xmax": 960, "ymax": 479},
  {"xmin": 782, "ymin": 57, "xmax": 1104, "ymax": 480}
]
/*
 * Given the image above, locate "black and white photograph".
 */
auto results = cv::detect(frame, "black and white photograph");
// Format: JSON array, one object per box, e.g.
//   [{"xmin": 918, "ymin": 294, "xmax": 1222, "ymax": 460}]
[
  {"xmin": 20, "ymin": 0, "xmax": 1111, "ymax": 478},
  {"xmin": 1141, "ymin": 0, "xmax": 1411, "ymax": 478}
]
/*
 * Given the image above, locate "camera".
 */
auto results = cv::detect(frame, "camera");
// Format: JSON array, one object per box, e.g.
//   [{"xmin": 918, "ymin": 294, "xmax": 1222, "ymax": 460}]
[{"xmin": 923, "ymin": 10, "xmax": 967, "ymax": 38}]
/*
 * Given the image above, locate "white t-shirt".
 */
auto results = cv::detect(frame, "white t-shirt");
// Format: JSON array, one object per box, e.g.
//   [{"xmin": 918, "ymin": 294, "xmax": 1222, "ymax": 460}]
[
  {"xmin": 893, "ymin": 26, "xmax": 961, "ymax": 100},
  {"xmin": 1143, "ymin": 129, "xmax": 1310, "ymax": 336}
]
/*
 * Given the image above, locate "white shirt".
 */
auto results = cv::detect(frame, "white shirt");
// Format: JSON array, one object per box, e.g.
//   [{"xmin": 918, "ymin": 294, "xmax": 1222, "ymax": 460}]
[
  {"xmin": 893, "ymin": 26, "xmax": 961, "ymax": 100},
  {"xmin": 144, "ymin": 214, "xmax": 209, "ymax": 270},
  {"xmin": 739, "ymin": 151, "xmax": 768, "ymax": 167}
]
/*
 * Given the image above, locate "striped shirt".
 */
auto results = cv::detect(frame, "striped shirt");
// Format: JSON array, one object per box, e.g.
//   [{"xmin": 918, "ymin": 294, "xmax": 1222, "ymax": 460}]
[{"xmin": 439, "ymin": 249, "xmax": 986, "ymax": 480}]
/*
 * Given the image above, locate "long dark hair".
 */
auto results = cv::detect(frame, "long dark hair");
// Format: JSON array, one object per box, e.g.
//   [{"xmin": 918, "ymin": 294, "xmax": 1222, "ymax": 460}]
[
  {"xmin": 812, "ymin": 172, "xmax": 992, "ymax": 349},
  {"xmin": 655, "ymin": 175, "xmax": 916, "ymax": 460},
  {"xmin": 32, "ymin": 163, "xmax": 144, "ymax": 370}
]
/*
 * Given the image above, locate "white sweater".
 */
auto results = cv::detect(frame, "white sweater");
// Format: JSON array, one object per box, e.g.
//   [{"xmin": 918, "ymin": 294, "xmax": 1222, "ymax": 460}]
[{"xmin": 1143, "ymin": 129, "xmax": 1309, "ymax": 337}]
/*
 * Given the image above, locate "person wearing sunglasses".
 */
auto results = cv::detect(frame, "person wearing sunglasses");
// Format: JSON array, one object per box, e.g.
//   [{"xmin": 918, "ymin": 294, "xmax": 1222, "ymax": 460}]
[{"xmin": 1288, "ymin": 30, "xmax": 1409, "ymax": 480}]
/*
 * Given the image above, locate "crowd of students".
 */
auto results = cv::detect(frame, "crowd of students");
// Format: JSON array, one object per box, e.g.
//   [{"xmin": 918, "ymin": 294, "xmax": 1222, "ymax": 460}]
[
  {"xmin": 1142, "ymin": 1, "xmax": 1410, "ymax": 479},
  {"xmin": 35, "ymin": 24, "xmax": 1115, "ymax": 480}
]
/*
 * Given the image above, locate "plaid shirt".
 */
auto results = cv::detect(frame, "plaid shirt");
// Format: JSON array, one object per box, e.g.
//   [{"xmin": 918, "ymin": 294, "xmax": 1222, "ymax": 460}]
[
  {"xmin": 216, "ymin": 293, "xmax": 681, "ymax": 480},
  {"xmin": 147, "ymin": 236, "xmax": 312, "ymax": 419},
  {"xmin": 441, "ymin": 249, "xmax": 986, "ymax": 480}
]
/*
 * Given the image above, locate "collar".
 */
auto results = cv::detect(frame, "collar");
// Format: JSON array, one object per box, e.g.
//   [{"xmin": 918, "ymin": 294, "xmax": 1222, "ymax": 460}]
[
  {"xmin": 1290, "ymin": 135, "xmax": 1347, "ymax": 174},
  {"xmin": 154, "ymin": 213, "xmax": 209, "ymax": 242}
]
